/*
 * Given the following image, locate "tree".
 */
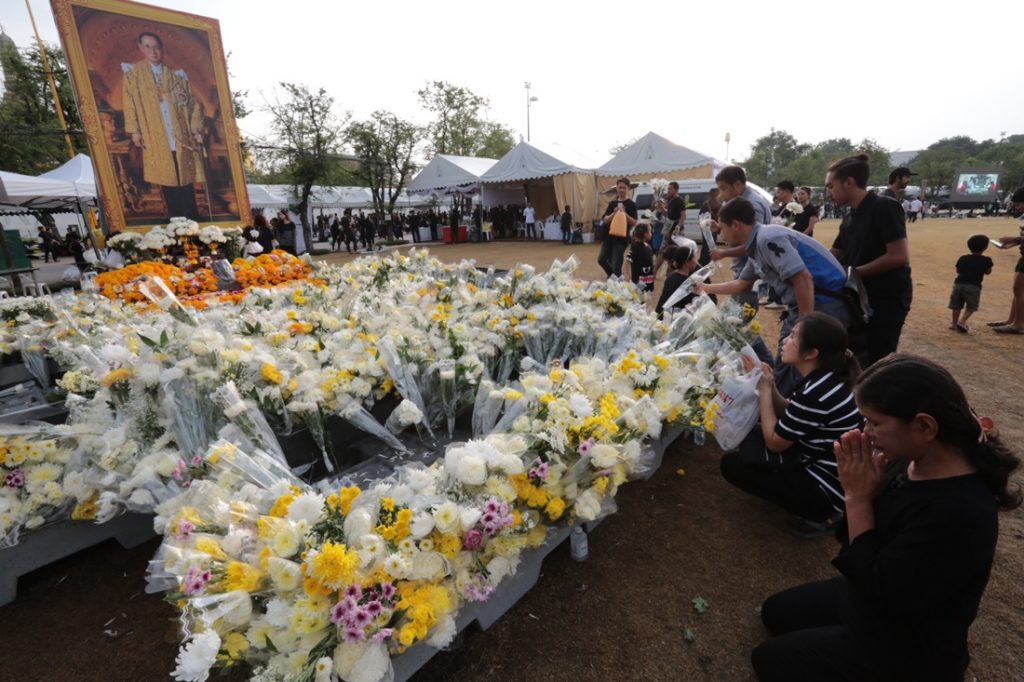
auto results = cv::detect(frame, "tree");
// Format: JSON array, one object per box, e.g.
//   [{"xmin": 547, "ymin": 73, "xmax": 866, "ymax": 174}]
[
  {"xmin": 609, "ymin": 136, "xmax": 639, "ymax": 155},
  {"xmin": 742, "ymin": 129, "xmax": 808, "ymax": 186},
  {"xmin": 258, "ymin": 83, "xmax": 349, "ymax": 251},
  {"xmin": 0, "ymin": 41, "xmax": 87, "ymax": 174},
  {"xmin": 346, "ymin": 110, "xmax": 421, "ymax": 216},
  {"xmin": 417, "ymin": 80, "xmax": 513, "ymax": 158}
]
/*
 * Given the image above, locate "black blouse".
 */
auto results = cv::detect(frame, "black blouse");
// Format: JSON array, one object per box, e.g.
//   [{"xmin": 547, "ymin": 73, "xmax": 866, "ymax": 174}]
[{"xmin": 833, "ymin": 466, "xmax": 998, "ymax": 681}]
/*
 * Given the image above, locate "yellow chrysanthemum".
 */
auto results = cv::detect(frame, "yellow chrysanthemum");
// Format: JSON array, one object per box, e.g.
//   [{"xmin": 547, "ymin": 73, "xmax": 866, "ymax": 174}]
[
  {"xmin": 261, "ymin": 363, "xmax": 285, "ymax": 385},
  {"xmin": 221, "ymin": 561, "xmax": 263, "ymax": 592},
  {"xmin": 307, "ymin": 541, "xmax": 358, "ymax": 590}
]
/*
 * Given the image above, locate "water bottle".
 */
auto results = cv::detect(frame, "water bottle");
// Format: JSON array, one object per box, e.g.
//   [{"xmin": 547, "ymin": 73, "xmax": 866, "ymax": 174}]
[
  {"xmin": 570, "ymin": 525, "xmax": 589, "ymax": 562},
  {"xmin": 693, "ymin": 428, "xmax": 706, "ymax": 446}
]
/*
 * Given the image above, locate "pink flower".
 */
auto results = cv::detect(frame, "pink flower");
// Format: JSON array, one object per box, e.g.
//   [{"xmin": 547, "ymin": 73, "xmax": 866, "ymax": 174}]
[
  {"xmin": 352, "ymin": 608, "xmax": 372, "ymax": 627},
  {"xmin": 373, "ymin": 628, "xmax": 394, "ymax": 642},
  {"xmin": 330, "ymin": 601, "xmax": 349, "ymax": 625},
  {"xmin": 578, "ymin": 438, "xmax": 596, "ymax": 456},
  {"xmin": 343, "ymin": 626, "xmax": 365, "ymax": 641},
  {"xmin": 365, "ymin": 601, "xmax": 382, "ymax": 616},
  {"xmin": 175, "ymin": 520, "xmax": 195, "ymax": 540},
  {"xmin": 4, "ymin": 469, "xmax": 25, "ymax": 489},
  {"xmin": 380, "ymin": 583, "xmax": 396, "ymax": 601},
  {"xmin": 344, "ymin": 584, "xmax": 362, "ymax": 600},
  {"xmin": 463, "ymin": 528, "xmax": 485, "ymax": 551}
]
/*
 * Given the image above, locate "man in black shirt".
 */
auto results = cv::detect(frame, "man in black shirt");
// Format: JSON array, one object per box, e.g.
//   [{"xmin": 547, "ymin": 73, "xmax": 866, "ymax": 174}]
[
  {"xmin": 880, "ymin": 166, "xmax": 916, "ymax": 201},
  {"xmin": 598, "ymin": 177, "xmax": 638, "ymax": 278},
  {"xmin": 827, "ymin": 154, "xmax": 912, "ymax": 365},
  {"xmin": 654, "ymin": 181, "xmax": 687, "ymax": 275},
  {"xmin": 560, "ymin": 205, "xmax": 572, "ymax": 244}
]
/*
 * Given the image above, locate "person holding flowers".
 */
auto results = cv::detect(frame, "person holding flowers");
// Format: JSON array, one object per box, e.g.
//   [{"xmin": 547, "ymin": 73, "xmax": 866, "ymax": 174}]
[{"xmin": 721, "ymin": 312, "xmax": 862, "ymax": 537}]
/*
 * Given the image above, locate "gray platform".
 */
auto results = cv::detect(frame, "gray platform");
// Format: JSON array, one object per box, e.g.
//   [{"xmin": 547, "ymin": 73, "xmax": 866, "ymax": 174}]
[{"xmin": 0, "ymin": 513, "xmax": 156, "ymax": 607}]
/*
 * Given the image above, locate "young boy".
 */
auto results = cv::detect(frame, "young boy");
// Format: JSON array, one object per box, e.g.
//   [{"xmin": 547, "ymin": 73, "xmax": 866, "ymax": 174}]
[
  {"xmin": 625, "ymin": 223, "xmax": 655, "ymax": 301},
  {"xmin": 949, "ymin": 234, "xmax": 994, "ymax": 332}
]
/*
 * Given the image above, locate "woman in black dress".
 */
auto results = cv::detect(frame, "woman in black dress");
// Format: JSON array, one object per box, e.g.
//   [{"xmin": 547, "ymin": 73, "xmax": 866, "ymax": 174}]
[{"xmin": 752, "ymin": 354, "xmax": 1021, "ymax": 682}]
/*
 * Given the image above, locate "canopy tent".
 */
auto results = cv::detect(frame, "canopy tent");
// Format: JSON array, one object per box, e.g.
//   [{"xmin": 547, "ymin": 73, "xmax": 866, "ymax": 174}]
[
  {"xmin": 38, "ymin": 154, "xmax": 98, "ymax": 200},
  {"xmin": 407, "ymin": 155, "xmax": 497, "ymax": 194},
  {"xmin": 0, "ymin": 170, "xmax": 91, "ymax": 210},
  {"xmin": 595, "ymin": 131, "xmax": 724, "ymax": 193},
  {"xmin": 248, "ymin": 185, "xmax": 438, "ymax": 213},
  {"xmin": 479, "ymin": 142, "xmax": 601, "ymax": 222}
]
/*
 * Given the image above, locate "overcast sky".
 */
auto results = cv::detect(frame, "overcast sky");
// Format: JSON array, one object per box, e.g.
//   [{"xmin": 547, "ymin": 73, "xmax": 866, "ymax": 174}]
[{"xmin": 5, "ymin": 0, "xmax": 1023, "ymax": 167}]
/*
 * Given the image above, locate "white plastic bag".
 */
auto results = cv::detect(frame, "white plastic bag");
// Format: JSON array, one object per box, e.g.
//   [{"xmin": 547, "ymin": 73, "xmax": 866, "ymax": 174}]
[
  {"xmin": 708, "ymin": 362, "xmax": 762, "ymax": 452},
  {"xmin": 61, "ymin": 266, "xmax": 82, "ymax": 282}
]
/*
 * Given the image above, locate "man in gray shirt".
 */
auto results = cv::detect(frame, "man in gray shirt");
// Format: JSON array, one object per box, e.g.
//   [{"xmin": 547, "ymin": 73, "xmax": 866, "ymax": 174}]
[
  {"xmin": 709, "ymin": 165, "xmax": 774, "ymax": 307},
  {"xmin": 698, "ymin": 198, "xmax": 849, "ymax": 392}
]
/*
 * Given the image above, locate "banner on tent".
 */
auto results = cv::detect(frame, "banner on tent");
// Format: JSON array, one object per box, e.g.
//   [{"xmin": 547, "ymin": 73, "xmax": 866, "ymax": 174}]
[{"xmin": 51, "ymin": 0, "xmax": 251, "ymax": 232}]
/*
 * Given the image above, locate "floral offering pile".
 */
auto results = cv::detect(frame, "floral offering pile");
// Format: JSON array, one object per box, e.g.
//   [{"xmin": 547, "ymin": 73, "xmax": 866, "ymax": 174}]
[{"xmin": 1, "ymin": 250, "xmax": 760, "ymax": 681}]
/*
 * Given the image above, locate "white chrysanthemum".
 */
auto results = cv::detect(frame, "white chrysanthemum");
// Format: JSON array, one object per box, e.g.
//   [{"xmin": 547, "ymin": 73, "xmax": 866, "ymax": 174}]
[
  {"xmin": 455, "ymin": 454, "xmax": 486, "ymax": 486},
  {"xmin": 409, "ymin": 550, "xmax": 446, "ymax": 581},
  {"xmin": 267, "ymin": 557, "xmax": 302, "ymax": 591},
  {"xmin": 313, "ymin": 656, "xmax": 334, "ymax": 682},
  {"xmin": 382, "ymin": 553, "xmax": 409, "ymax": 579},
  {"xmin": 172, "ymin": 630, "xmax": 221, "ymax": 682},
  {"xmin": 286, "ymin": 492, "xmax": 324, "ymax": 526},
  {"xmin": 432, "ymin": 501, "xmax": 460, "ymax": 534},
  {"xmin": 24, "ymin": 463, "xmax": 61, "ymax": 491},
  {"xmin": 426, "ymin": 614, "xmax": 457, "ymax": 648},
  {"xmin": 410, "ymin": 512, "xmax": 434, "ymax": 539},
  {"xmin": 568, "ymin": 393, "xmax": 593, "ymax": 418},
  {"xmin": 265, "ymin": 598, "xmax": 293, "ymax": 628},
  {"xmin": 589, "ymin": 444, "xmax": 619, "ymax": 469},
  {"xmin": 137, "ymin": 363, "xmax": 162, "ymax": 385},
  {"xmin": 343, "ymin": 507, "xmax": 373, "ymax": 541},
  {"xmin": 574, "ymin": 488, "xmax": 603, "ymax": 521},
  {"xmin": 347, "ymin": 642, "xmax": 390, "ymax": 682}
]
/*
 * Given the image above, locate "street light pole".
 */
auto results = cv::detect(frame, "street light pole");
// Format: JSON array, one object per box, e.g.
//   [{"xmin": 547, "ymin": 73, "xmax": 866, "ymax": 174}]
[{"xmin": 525, "ymin": 82, "xmax": 538, "ymax": 142}]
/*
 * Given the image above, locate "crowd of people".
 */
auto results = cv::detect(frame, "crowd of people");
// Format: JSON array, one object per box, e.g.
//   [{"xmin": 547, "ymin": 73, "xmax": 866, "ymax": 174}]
[{"xmin": 603, "ymin": 159, "xmax": 1023, "ymax": 681}]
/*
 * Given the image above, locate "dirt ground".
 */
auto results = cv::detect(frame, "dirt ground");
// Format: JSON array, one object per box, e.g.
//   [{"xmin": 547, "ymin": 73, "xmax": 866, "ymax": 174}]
[{"xmin": 2, "ymin": 217, "xmax": 1021, "ymax": 682}]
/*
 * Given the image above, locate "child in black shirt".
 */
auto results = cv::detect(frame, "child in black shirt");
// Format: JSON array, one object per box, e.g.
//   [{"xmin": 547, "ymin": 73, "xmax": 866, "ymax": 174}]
[
  {"xmin": 625, "ymin": 224, "xmax": 654, "ymax": 299},
  {"xmin": 949, "ymin": 234, "xmax": 994, "ymax": 333}
]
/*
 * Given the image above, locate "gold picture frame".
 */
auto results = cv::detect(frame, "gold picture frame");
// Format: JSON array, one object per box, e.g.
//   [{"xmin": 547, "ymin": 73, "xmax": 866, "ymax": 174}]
[{"xmin": 51, "ymin": 0, "xmax": 250, "ymax": 232}]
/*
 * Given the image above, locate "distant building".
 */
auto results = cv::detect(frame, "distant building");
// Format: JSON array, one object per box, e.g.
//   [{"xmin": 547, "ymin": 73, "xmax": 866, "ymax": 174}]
[{"xmin": 888, "ymin": 150, "xmax": 920, "ymax": 168}]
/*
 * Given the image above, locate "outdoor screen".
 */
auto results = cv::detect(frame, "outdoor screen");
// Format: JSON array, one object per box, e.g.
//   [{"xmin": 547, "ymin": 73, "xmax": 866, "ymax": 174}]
[{"xmin": 951, "ymin": 168, "xmax": 1001, "ymax": 202}]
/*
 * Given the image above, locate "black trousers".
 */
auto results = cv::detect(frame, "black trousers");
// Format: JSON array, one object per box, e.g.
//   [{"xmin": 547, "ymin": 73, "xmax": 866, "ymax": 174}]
[
  {"xmin": 597, "ymin": 238, "xmax": 627, "ymax": 277},
  {"xmin": 856, "ymin": 296, "xmax": 910, "ymax": 366},
  {"xmin": 720, "ymin": 431, "xmax": 836, "ymax": 522},
  {"xmin": 162, "ymin": 184, "xmax": 198, "ymax": 220},
  {"xmin": 753, "ymin": 578, "xmax": 883, "ymax": 682}
]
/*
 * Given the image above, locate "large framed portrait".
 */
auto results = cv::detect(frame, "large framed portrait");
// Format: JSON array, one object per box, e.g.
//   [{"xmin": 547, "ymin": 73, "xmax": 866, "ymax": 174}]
[{"xmin": 51, "ymin": 0, "xmax": 250, "ymax": 231}]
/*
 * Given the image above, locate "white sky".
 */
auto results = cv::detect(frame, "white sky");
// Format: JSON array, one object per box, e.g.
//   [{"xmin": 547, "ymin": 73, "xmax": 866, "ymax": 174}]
[{"xmin": 4, "ymin": 0, "xmax": 1024, "ymax": 167}]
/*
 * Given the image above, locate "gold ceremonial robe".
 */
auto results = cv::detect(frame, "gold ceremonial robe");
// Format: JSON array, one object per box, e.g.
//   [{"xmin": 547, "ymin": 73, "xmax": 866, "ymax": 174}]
[{"xmin": 122, "ymin": 60, "xmax": 205, "ymax": 187}]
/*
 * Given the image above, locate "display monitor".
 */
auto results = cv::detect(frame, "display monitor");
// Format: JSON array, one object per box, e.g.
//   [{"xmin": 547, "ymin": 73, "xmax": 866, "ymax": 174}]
[{"xmin": 951, "ymin": 168, "xmax": 1001, "ymax": 202}]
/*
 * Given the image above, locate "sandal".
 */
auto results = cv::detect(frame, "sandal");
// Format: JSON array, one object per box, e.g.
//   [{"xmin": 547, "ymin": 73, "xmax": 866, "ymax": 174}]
[
  {"xmin": 992, "ymin": 326, "xmax": 1024, "ymax": 334},
  {"xmin": 987, "ymin": 321, "xmax": 1011, "ymax": 327}
]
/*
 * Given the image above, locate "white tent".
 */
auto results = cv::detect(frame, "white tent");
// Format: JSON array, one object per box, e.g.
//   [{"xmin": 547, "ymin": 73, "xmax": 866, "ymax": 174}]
[
  {"xmin": 407, "ymin": 155, "xmax": 498, "ymax": 194},
  {"xmin": 479, "ymin": 142, "xmax": 601, "ymax": 221},
  {"xmin": 595, "ymin": 131, "xmax": 724, "ymax": 193},
  {"xmin": 0, "ymin": 170, "xmax": 87, "ymax": 210},
  {"xmin": 38, "ymin": 154, "xmax": 98, "ymax": 200}
]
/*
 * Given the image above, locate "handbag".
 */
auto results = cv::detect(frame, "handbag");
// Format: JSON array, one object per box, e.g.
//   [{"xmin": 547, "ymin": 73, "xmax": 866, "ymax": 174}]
[
  {"xmin": 609, "ymin": 210, "xmax": 628, "ymax": 238},
  {"xmin": 818, "ymin": 266, "xmax": 871, "ymax": 330}
]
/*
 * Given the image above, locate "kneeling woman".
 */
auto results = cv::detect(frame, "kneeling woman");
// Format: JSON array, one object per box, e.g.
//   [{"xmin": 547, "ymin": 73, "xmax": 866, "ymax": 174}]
[
  {"xmin": 721, "ymin": 312, "xmax": 861, "ymax": 534},
  {"xmin": 752, "ymin": 354, "xmax": 1021, "ymax": 682}
]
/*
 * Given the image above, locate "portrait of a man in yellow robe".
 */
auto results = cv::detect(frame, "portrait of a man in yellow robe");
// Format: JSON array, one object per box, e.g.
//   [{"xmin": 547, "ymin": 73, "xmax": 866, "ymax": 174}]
[{"xmin": 121, "ymin": 31, "xmax": 205, "ymax": 220}]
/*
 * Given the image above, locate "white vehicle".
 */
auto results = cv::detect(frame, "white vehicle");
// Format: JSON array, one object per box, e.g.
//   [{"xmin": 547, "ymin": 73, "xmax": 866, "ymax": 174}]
[{"xmin": 632, "ymin": 179, "xmax": 775, "ymax": 241}]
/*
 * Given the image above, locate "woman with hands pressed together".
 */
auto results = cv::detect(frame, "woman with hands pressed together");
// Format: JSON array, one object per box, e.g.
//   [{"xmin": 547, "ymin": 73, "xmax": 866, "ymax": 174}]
[
  {"xmin": 752, "ymin": 354, "xmax": 1021, "ymax": 682},
  {"xmin": 720, "ymin": 313, "xmax": 861, "ymax": 537}
]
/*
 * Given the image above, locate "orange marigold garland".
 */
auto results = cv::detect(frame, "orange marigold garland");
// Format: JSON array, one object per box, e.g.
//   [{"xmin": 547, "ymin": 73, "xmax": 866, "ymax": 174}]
[{"xmin": 95, "ymin": 250, "xmax": 312, "ymax": 305}]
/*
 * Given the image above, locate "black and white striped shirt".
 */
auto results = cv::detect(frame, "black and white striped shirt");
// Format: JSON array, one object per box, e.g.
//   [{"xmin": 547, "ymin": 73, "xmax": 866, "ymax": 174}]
[{"xmin": 775, "ymin": 369, "xmax": 863, "ymax": 512}]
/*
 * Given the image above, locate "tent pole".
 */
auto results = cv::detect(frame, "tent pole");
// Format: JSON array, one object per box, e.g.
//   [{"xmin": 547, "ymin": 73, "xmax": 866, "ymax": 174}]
[{"xmin": 26, "ymin": 0, "xmax": 75, "ymax": 160}]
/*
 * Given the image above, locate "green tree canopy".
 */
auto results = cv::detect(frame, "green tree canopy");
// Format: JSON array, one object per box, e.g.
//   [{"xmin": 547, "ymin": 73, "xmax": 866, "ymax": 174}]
[
  {"xmin": 0, "ymin": 41, "xmax": 87, "ymax": 174},
  {"xmin": 346, "ymin": 110, "xmax": 422, "ymax": 216},
  {"xmin": 256, "ymin": 83, "xmax": 350, "ymax": 250},
  {"xmin": 417, "ymin": 80, "xmax": 514, "ymax": 159}
]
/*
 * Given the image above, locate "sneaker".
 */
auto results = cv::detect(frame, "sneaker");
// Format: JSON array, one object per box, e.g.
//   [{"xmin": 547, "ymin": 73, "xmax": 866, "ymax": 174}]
[
  {"xmin": 787, "ymin": 512, "xmax": 844, "ymax": 539},
  {"xmin": 764, "ymin": 302, "xmax": 786, "ymax": 310}
]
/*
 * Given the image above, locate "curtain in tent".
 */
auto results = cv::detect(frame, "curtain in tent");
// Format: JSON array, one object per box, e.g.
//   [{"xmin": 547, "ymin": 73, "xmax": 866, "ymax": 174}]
[{"xmin": 552, "ymin": 172, "xmax": 600, "ymax": 222}]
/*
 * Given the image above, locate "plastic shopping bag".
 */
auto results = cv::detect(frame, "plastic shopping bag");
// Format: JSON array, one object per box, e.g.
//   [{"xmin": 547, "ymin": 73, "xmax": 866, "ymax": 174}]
[{"xmin": 708, "ymin": 360, "xmax": 762, "ymax": 452}]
